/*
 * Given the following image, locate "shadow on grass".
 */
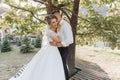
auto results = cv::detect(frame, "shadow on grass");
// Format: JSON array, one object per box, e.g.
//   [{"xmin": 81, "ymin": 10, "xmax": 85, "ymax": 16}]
[{"xmin": 70, "ymin": 58, "xmax": 111, "ymax": 80}]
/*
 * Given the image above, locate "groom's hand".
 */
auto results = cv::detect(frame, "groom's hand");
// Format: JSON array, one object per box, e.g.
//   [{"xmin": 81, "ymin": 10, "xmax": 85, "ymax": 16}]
[
  {"xmin": 56, "ymin": 42, "xmax": 62, "ymax": 47},
  {"xmin": 50, "ymin": 41, "xmax": 56, "ymax": 46}
]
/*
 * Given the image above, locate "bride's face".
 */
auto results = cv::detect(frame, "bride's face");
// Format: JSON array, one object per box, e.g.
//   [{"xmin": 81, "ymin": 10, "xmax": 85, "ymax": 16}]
[{"xmin": 50, "ymin": 18, "xmax": 58, "ymax": 29}]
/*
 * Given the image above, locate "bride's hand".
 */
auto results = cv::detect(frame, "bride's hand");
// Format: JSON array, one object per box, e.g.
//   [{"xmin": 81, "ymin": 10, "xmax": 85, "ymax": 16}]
[{"xmin": 49, "ymin": 41, "xmax": 57, "ymax": 46}]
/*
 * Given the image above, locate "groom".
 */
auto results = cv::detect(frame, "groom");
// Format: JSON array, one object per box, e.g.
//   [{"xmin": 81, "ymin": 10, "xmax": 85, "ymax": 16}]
[{"xmin": 50, "ymin": 10, "xmax": 73, "ymax": 80}]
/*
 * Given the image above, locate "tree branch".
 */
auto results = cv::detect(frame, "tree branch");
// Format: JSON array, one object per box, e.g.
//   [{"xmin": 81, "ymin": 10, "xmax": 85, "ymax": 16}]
[
  {"xmin": 57, "ymin": 2, "xmax": 72, "ymax": 8},
  {"xmin": 50, "ymin": 5, "xmax": 71, "ymax": 21},
  {"xmin": 63, "ymin": 8, "xmax": 90, "ymax": 23},
  {"xmin": 33, "ymin": 0, "xmax": 72, "ymax": 21},
  {"xmin": 7, "ymin": 4, "xmax": 45, "ymax": 24},
  {"xmin": 33, "ymin": 0, "xmax": 48, "ymax": 5},
  {"xmin": 59, "ymin": 8, "xmax": 71, "ymax": 21},
  {"xmin": 78, "ymin": 16, "xmax": 90, "ymax": 22},
  {"xmin": 76, "ymin": 32, "xmax": 94, "ymax": 35}
]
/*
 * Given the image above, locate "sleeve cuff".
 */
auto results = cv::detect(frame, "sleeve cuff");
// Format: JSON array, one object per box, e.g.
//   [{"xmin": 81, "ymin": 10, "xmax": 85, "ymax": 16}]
[{"xmin": 61, "ymin": 41, "xmax": 68, "ymax": 47}]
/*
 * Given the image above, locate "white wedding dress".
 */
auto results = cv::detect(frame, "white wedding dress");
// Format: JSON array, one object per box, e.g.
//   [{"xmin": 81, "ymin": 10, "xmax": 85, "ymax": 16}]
[{"xmin": 9, "ymin": 28, "xmax": 65, "ymax": 80}]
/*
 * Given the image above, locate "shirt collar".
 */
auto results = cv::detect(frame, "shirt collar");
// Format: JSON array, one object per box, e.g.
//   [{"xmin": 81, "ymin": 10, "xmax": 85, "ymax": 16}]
[{"xmin": 59, "ymin": 19, "xmax": 64, "ymax": 24}]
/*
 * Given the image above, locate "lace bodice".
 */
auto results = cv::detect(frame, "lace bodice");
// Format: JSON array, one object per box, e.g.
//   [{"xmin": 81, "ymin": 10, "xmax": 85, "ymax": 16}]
[{"xmin": 42, "ymin": 28, "xmax": 57, "ymax": 46}]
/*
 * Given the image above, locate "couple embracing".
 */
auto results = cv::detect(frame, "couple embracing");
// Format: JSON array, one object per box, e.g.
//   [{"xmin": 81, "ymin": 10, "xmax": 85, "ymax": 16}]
[{"xmin": 9, "ymin": 10, "xmax": 73, "ymax": 80}]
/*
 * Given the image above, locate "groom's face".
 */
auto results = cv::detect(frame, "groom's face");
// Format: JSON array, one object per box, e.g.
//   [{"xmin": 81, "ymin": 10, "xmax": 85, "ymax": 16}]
[{"xmin": 54, "ymin": 13, "xmax": 61, "ymax": 22}]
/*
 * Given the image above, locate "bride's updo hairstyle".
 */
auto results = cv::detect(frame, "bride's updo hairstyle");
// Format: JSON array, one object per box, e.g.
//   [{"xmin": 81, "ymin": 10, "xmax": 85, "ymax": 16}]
[{"xmin": 45, "ymin": 14, "xmax": 57, "ymax": 25}]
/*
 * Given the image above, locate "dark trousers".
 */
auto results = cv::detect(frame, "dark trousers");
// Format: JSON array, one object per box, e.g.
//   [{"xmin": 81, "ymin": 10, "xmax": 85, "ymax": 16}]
[{"xmin": 58, "ymin": 47, "xmax": 69, "ymax": 80}]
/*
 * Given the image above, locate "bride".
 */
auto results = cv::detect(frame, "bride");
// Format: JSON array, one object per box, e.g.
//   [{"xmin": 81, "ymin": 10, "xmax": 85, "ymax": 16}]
[{"xmin": 9, "ymin": 14, "xmax": 65, "ymax": 80}]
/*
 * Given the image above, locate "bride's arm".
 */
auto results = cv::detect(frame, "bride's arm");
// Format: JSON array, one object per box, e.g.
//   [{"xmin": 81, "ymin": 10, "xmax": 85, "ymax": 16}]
[
  {"xmin": 50, "ymin": 35, "xmax": 63, "ymax": 47},
  {"xmin": 50, "ymin": 35, "xmax": 61, "ymax": 43},
  {"xmin": 47, "ymin": 29, "xmax": 62, "ymax": 46},
  {"xmin": 49, "ymin": 34, "xmax": 63, "ymax": 47}
]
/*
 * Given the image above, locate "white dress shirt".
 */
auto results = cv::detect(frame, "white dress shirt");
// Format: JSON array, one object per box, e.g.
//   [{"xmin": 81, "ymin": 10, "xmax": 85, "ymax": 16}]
[{"xmin": 57, "ymin": 19, "xmax": 73, "ymax": 47}]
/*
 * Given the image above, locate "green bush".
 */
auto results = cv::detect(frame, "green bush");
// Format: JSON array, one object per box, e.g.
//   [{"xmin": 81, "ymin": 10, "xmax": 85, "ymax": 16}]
[
  {"xmin": 16, "ymin": 38, "xmax": 22, "ymax": 46},
  {"xmin": 20, "ymin": 44, "xmax": 34, "ymax": 53},
  {"xmin": 31, "ymin": 39, "xmax": 35, "ymax": 45},
  {"xmin": 1, "ymin": 37, "xmax": 12, "ymax": 52},
  {"xmin": 34, "ymin": 35, "xmax": 42, "ymax": 48},
  {"xmin": 7, "ymin": 34, "xmax": 14, "ymax": 41},
  {"xmin": 20, "ymin": 35, "xmax": 34, "ymax": 53}
]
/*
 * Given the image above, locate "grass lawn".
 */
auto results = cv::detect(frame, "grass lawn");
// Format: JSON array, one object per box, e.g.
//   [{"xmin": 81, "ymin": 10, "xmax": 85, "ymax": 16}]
[
  {"xmin": 0, "ymin": 45, "xmax": 40, "ymax": 80},
  {"xmin": 0, "ymin": 45, "xmax": 120, "ymax": 80}
]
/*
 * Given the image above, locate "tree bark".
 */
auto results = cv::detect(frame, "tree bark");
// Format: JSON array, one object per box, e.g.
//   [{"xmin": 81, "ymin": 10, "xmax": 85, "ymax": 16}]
[
  {"xmin": 68, "ymin": 0, "xmax": 80, "ymax": 73},
  {"xmin": 45, "ymin": 0, "xmax": 53, "ymax": 14}
]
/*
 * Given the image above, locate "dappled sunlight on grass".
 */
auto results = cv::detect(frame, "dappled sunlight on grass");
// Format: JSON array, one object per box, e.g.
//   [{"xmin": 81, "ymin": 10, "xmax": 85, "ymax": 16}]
[{"xmin": 76, "ymin": 45, "xmax": 120, "ymax": 80}]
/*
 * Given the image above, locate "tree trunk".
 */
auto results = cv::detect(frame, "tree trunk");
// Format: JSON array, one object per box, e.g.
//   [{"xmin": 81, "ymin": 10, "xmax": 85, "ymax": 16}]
[
  {"xmin": 46, "ymin": 0, "xmax": 53, "ymax": 14},
  {"xmin": 68, "ymin": 0, "xmax": 80, "ymax": 73}
]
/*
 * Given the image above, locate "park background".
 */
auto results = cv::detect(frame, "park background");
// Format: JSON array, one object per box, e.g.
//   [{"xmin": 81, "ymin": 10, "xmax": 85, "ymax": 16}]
[{"xmin": 0, "ymin": 0, "xmax": 120, "ymax": 80}]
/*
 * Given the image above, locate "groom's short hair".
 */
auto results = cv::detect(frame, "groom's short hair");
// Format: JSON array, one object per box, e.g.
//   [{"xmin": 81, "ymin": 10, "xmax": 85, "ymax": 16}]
[{"xmin": 52, "ymin": 9, "xmax": 60, "ymax": 14}]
